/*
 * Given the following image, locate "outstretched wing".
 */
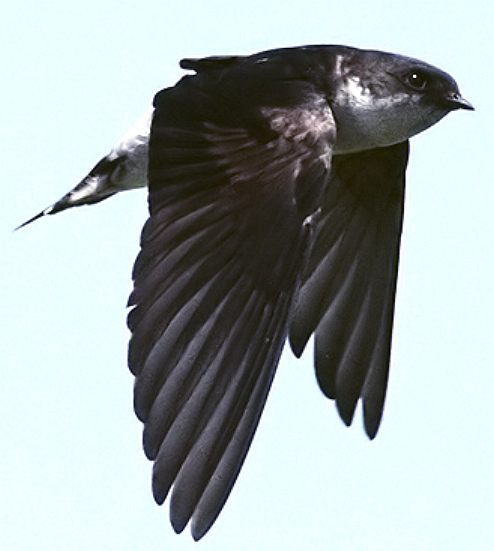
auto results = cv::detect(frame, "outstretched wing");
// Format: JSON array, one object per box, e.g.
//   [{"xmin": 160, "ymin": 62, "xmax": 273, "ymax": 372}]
[
  {"xmin": 290, "ymin": 141, "xmax": 409, "ymax": 438},
  {"xmin": 127, "ymin": 59, "xmax": 336, "ymax": 540}
]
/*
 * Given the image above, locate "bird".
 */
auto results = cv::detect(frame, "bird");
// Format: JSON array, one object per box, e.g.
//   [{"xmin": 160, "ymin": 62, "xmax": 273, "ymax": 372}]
[{"xmin": 19, "ymin": 45, "xmax": 473, "ymax": 540}]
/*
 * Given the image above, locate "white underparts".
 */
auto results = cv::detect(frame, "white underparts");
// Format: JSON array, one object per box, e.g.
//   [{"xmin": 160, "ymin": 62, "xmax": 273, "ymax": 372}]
[{"xmin": 332, "ymin": 76, "xmax": 448, "ymax": 153}]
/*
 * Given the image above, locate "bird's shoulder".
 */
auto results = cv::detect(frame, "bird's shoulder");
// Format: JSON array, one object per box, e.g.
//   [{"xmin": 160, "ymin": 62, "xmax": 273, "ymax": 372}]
[
  {"xmin": 161, "ymin": 48, "xmax": 343, "ymax": 108},
  {"xmin": 153, "ymin": 48, "xmax": 340, "ymax": 159}
]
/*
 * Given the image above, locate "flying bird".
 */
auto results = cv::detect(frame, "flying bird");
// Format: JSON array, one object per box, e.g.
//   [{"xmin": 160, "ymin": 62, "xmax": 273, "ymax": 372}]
[{"xmin": 19, "ymin": 45, "xmax": 473, "ymax": 540}]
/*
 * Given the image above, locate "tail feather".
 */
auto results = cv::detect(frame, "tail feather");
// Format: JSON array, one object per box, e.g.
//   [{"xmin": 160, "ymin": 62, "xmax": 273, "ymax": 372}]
[{"xmin": 14, "ymin": 208, "xmax": 52, "ymax": 230}]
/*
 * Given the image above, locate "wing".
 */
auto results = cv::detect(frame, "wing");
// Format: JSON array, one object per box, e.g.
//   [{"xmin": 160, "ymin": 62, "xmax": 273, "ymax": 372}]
[
  {"xmin": 127, "ymin": 59, "xmax": 335, "ymax": 540},
  {"xmin": 289, "ymin": 141, "xmax": 409, "ymax": 438}
]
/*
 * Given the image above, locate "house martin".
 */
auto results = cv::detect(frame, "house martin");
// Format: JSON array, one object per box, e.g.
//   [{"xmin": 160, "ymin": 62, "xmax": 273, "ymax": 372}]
[{"xmin": 19, "ymin": 45, "xmax": 473, "ymax": 540}]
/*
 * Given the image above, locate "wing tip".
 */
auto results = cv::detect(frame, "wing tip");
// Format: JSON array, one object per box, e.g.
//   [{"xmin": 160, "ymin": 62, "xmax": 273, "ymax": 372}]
[
  {"xmin": 363, "ymin": 410, "xmax": 383, "ymax": 440},
  {"xmin": 336, "ymin": 399, "xmax": 356, "ymax": 428},
  {"xmin": 191, "ymin": 516, "xmax": 212, "ymax": 541},
  {"xmin": 288, "ymin": 332, "xmax": 306, "ymax": 358},
  {"xmin": 336, "ymin": 397, "xmax": 383, "ymax": 439},
  {"xmin": 170, "ymin": 513, "xmax": 188, "ymax": 535},
  {"xmin": 152, "ymin": 464, "xmax": 171, "ymax": 506}
]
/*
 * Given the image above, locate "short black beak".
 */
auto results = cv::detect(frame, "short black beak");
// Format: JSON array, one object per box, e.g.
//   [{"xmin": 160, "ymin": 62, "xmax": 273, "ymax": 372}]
[{"xmin": 444, "ymin": 92, "xmax": 474, "ymax": 111}]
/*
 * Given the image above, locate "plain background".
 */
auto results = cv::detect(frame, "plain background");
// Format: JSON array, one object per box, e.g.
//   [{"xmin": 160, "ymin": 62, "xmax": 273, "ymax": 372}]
[{"xmin": 1, "ymin": 1, "xmax": 492, "ymax": 550}]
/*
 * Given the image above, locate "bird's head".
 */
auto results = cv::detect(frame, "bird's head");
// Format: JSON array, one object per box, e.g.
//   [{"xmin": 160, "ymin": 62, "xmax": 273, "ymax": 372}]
[{"xmin": 330, "ymin": 48, "xmax": 473, "ymax": 153}]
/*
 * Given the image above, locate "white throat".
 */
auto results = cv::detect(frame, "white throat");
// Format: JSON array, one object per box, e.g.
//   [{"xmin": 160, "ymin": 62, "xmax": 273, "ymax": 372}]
[{"xmin": 331, "ymin": 76, "xmax": 447, "ymax": 154}]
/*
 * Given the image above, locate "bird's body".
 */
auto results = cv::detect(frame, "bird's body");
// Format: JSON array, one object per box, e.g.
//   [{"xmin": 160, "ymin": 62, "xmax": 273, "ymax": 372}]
[{"xmin": 19, "ymin": 45, "xmax": 472, "ymax": 540}]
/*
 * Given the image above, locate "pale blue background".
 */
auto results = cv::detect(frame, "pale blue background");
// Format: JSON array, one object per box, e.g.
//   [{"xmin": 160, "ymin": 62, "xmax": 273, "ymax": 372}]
[{"xmin": 1, "ymin": 1, "xmax": 493, "ymax": 550}]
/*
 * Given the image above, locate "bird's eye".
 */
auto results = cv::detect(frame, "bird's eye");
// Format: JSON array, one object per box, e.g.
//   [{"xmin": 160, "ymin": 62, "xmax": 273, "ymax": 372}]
[{"xmin": 405, "ymin": 71, "xmax": 428, "ymax": 91}]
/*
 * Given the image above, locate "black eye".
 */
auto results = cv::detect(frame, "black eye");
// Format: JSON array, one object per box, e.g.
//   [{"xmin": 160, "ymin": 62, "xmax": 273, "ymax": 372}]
[{"xmin": 405, "ymin": 71, "xmax": 428, "ymax": 91}]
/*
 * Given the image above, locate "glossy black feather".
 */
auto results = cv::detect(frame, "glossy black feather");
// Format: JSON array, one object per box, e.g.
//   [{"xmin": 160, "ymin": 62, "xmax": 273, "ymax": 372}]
[
  {"xmin": 289, "ymin": 142, "xmax": 409, "ymax": 437},
  {"xmin": 127, "ymin": 53, "xmax": 336, "ymax": 539}
]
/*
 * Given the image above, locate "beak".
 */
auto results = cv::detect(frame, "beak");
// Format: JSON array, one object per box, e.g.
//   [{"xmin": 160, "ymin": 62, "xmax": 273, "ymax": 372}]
[{"xmin": 444, "ymin": 92, "xmax": 474, "ymax": 111}]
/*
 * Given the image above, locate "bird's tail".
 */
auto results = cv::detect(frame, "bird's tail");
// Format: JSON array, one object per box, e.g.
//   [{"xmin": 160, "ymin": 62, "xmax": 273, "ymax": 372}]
[{"xmin": 14, "ymin": 158, "xmax": 120, "ymax": 230}]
